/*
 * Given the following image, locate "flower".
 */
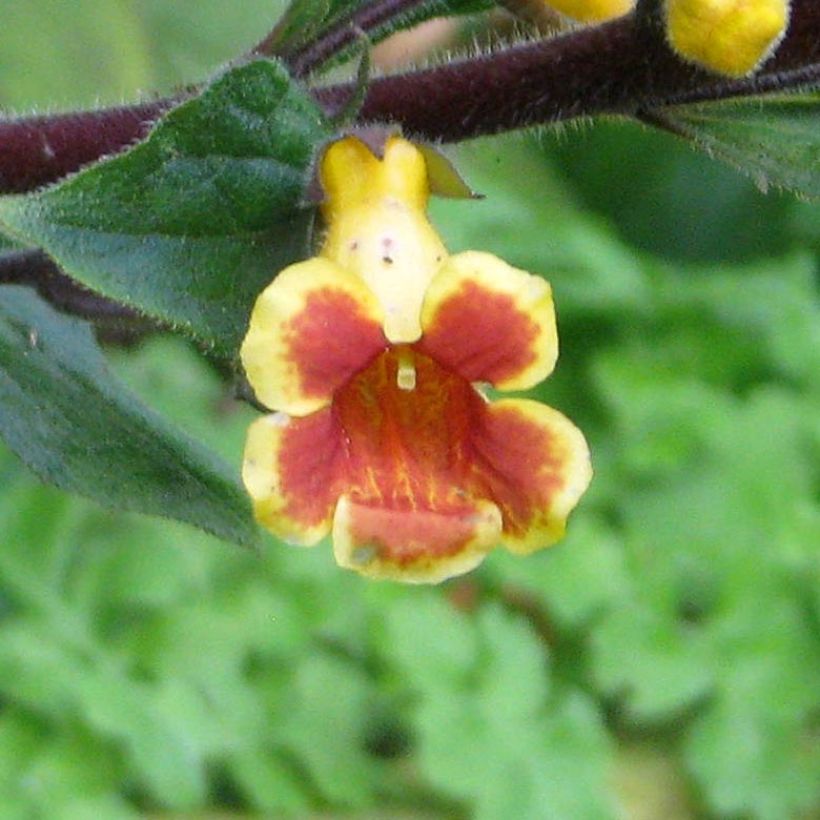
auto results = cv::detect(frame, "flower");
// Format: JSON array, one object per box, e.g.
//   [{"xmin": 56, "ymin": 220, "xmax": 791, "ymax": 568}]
[
  {"xmin": 665, "ymin": 0, "xmax": 790, "ymax": 77},
  {"xmin": 241, "ymin": 135, "xmax": 592, "ymax": 583}
]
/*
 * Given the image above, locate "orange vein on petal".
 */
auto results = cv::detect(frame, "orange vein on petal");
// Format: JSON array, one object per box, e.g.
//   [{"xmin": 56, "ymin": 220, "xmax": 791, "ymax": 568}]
[{"xmin": 331, "ymin": 347, "xmax": 502, "ymax": 580}]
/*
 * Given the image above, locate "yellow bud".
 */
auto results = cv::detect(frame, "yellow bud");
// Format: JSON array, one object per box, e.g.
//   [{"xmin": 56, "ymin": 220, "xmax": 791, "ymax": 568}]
[{"xmin": 665, "ymin": 0, "xmax": 790, "ymax": 78}]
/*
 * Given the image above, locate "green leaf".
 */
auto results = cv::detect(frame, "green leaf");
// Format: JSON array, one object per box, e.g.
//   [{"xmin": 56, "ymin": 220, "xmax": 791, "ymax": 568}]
[
  {"xmin": 279, "ymin": 652, "xmax": 380, "ymax": 806},
  {"xmin": 417, "ymin": 687, "xmax": 614, "ymax": 820},
  {"xmin": 229, "ymin": 749, "xmax": 312, "ymax": 814},
  {"xmin": 273, "ymin": 0, "xmax": 492, "ymax": 68},
  {"xmin": 382, "ymin": 590, "xmax": 479, "ymax": 690},
  {"xmin": 655, "ymin": 94, "xmax": 820, "ymax": 199},
  {"xmin": 685, "ymin": 696, "xmax": 820, "ymax": 820},
  {"xmin": 0, "ymin": 286, "xmax": 257, "ymax": 547},
  {"xmin": 267, "ymin": 0, "xmax": 332, "ymax": 55},
  {"xmin": 590, "ymin": 599, "xmax": 713, "ymax": 721},
  {"xmin": 490, "ymin": 515, "xmax": 629, "ymax": 629},
  {"xmin": 0, "ymin": 59, "xmax": 332, "ymax": 356}
]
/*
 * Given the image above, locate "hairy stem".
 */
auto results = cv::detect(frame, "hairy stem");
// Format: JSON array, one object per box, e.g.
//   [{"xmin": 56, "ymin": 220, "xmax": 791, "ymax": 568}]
[
  {"xmin": 253, "ymin": 0, "xmax": 433, "ymax": 77},
  {"xmin": 315, "ymin": 0, "xmax": 820, "ymax": 139},
  {"xmin": 1, "ymin": 0, "xmax": 818, "ymax": 195},
  {"xmin": 0, "ymin": 100, "xmax": 179, "ymax": 195},
  {"xmin": 287, "ymin": 0, "xmax": 432, "ymax": 77},
  {"xmin": 1, "ymin": 0, "xmax": 819, "ymax": 329}
]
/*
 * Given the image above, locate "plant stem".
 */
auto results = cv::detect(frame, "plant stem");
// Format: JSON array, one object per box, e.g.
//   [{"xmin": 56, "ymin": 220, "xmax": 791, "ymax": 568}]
[
  {"xmin": 315, "ymin": 1, "xmax": 820, "ymax": 140},
  {"xmin": 287, "ymin": 0, "xmax": 432, "ymax": 77},
  {"xmin": 0, "ymin": 0, "xmax": 814, "ymax": 340},
  {"xmin": 1, "ymin": 1, "xmax": 818, "ymax": 197},
  {"xmin": 0, "ymin": 249, "xmax": 146, "ymax": 326},
  {"xmin": 1, "ymin": 0, "xmax": 818, "ymax": 331},
  {"xmin": 0, "ymin": 100, "xmax": 178, "ymax": 195}
]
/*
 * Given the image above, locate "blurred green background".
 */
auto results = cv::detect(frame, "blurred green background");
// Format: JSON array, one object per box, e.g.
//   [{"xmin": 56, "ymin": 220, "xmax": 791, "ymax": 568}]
[{"xmin": 1, "ymin": 2, "xmax": 819, "ymax": 818}]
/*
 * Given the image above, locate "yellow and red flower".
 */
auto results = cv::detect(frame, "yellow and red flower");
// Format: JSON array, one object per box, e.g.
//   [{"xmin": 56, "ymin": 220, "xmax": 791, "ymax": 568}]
[{"xmin": 241, "ymin": 135, "xmax": 592, "ymax": 583}]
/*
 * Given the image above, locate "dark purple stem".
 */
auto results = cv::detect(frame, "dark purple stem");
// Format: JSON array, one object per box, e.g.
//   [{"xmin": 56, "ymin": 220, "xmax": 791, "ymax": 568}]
[
  {"xmin": 0, "ymin": 100, "xmax": 178, "ymax": 195},
  {"xmin": 287, "ymin": 0, "xmax": 432, "ymax": 77},
  {"xmin": 315, "ymin": 0, "xmax": 820, "ymax": 140},
  {"xmin": 1, "ymin": 0, "xmax": 818, "ymax": 197},
  {"xmin": 1, "ymin": 0, "xmax": 819, "ymax": 331}
]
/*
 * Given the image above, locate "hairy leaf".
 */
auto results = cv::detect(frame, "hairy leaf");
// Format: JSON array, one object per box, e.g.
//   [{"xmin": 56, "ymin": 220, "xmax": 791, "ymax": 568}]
[
  {"xmin": 656, "ymin": 94, "xmax": 820, "ymax": 199},
  {"xmin": 0, "ymin": 59, "xmax": 332, "ymax": 356},
  {"xmin": 0, "ymin": 286, "xmax": 257, "ymax": 547}
]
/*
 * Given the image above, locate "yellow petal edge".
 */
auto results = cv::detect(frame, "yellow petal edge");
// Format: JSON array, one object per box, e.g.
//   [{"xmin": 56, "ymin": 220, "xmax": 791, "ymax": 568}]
[{"xmin": 241, "ymin": 258, "xmax": 384, "ymax": 417}]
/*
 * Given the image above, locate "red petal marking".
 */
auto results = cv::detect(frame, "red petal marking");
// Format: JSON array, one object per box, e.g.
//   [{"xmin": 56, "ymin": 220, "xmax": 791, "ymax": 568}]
[
  {"xmin": 277, "ymin": 407, "xmax": 346, "ymax": 527},
  {"xmin": 343, "ymin": 500, "xmax": 481, "ymax": 566},
  {"xmin": 335, "ymin": 347, "xmax": 481, "ymax": 496},
  {"xmin": 333, "ymin": 347, "xmax": 488, "ymax": 561},
  {"xmin": 286, "ymin": 288, "xmax": 386, "ymax": 400},
  {"xmin": 469, "ymin": 403, "xmax": 564, "ymax": 537},
  {"xmin": 417, "ymin": 280, "xmax": 538, "ymax": 385},
  {"xmin": 272, "ymin": 347, "xmax": 572, "ymax": 560}
]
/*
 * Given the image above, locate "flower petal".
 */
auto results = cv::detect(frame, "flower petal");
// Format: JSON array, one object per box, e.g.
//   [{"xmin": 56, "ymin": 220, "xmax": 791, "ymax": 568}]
[
  {"xmin": 241, "ymin": 258, "xmax": 386, "ymax": 416},
  {"xmin": 469, "ymin": 398, "xmax": 592, "ymax": 554},
  {"xmin": 333, "ymin": 494, "xmax": 502, "ymax": 583},
  {"xmin": 319, "ymin": 136, "xmax": 448, "ymax": 344},
  {"xmin": 242, "ymin": 408, "xmax": 345, "ymax": 546},
  {"xmin": 418, "ymin": 251, "xmax": 557, "ymax": 391}
]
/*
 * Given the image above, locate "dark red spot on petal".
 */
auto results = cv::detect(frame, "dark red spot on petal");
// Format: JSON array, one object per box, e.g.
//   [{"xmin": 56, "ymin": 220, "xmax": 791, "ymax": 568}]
[
  {"xmin": 278, "ymin": 408, "xmax": 345, "ymax": 526},
  {"xmin": 418, "ymin": 280, "xmax": 538, "ymax": 385},
  {"xmin": 286, "ymin": 289, "xmax": 386, "ymax": 399}
]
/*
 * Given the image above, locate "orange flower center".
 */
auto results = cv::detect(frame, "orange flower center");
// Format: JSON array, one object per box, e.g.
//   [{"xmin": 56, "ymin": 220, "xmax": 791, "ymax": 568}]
[
  {"xmin": 336, "ymin": 347, "xmax": 480, "ymax": 501},
  {"xmin": 333, "ymin": 347, "xmax": 489, "ymax": 562}
]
